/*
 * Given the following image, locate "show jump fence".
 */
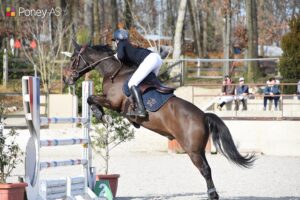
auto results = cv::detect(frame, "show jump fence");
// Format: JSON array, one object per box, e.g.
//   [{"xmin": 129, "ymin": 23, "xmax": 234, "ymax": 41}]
[{"xmin": 22, "ymin": 76, "xmax": 99, "ymax": 200}]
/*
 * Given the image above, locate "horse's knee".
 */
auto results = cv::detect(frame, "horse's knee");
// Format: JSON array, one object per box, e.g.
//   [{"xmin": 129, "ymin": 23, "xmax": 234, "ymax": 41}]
[{"xmin": 87, "ymin": 95, "xmax": 95, "ymax": 105}]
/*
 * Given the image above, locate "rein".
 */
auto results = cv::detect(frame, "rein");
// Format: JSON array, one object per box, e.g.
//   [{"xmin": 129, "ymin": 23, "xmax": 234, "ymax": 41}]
[
  {"xmin": 71, "ymin": 46, "xmax": 123, "ymax": 82},
  {"xmin": 110, "ymin": 59, "xmax": 123, "ymax": 83}
]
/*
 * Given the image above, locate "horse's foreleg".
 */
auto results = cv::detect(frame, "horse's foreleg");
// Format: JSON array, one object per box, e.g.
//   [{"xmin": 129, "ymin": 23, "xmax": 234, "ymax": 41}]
[
  {"xmin": 188, "ymin": 151, "xmax": 219, "ymax": 200},
  {"xmin": 87, "ymin": 95, "xmax": 112, "ymax": 123}
]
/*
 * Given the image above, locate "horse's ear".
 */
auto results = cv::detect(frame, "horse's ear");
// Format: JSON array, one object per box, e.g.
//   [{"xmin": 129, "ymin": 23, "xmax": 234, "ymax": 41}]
[{"xmin": 72, "ymin": 38, "xmax": 81, "ymax": 51}]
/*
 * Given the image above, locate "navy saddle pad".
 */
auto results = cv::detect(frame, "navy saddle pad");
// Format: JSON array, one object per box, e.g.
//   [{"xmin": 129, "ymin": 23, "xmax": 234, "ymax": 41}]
[{"xmin": 123, "ymin": 73, "xmax": 174, "ymax": 112}]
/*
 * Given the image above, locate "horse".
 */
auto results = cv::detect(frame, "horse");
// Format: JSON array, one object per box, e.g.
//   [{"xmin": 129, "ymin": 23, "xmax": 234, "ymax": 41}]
[{"xmin": 63, "ymin": 40, "xmax": 255, "ymax": 200}]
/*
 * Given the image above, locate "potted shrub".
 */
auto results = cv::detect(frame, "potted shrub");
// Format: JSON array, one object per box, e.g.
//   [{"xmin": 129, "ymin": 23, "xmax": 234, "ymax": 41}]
[
  {"xmin": 92, "ymin": 110, "xmax": 135, "ymax": 198},
  {"xmin": 0, "ymin": 102, "xmax": 27, "ymax": 200}
]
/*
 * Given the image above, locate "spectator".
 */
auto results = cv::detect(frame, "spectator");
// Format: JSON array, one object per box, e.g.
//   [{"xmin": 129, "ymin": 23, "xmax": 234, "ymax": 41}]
[
  {"xmin": 235, "ymin": 77, "xmax": 249, "ymax": 111},
  {"xmin": 263, "ymin": 77, "xmax": 281, "ymax": 111},
  {"xmin": 217, "ymin": 75, "xmax": 235, "ymax": 111},
  {"xmin": 297, "ymin": 80, "xmax": 300, "ymax": 100}
]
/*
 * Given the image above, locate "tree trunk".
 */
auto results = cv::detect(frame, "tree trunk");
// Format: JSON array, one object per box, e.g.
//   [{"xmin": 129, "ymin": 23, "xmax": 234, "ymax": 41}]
[
  {"xmin": 111, "ymin": 0, "xmax": 118, "ymax": 30},
  {"xmin": 223, "ymin": 0, "xmax": 231, "ymax": 76},
  {"xmin": 84, "ymin": 0, "xmax": 94, "ymax": 81},
  {"xmin": 84, "ymin": 0, "xmax": 94, "ymax": 41},
  {"xmin": 171, "ymin": 0, "xmax": 187, "ymax": 76},
  {"xmin": 188, "ymin": 0, "xmax": 199, "ymax": 56},
  {"xmin": 166, "ymin": 0, "xmax": 176, "ymax": 37},
  {"xmin": 71, "ymin": 0, "xmax": 79, "ymax": 37},
  {"xmin": 99, "ymin": 0, "xmax": 106, "ymax": 43},
  {"xmin": 93, "ymin": 0, "xmax": 100, "ymax": 44},
  {"xmin": 259, "ymin": 0, "xmax": 265, "ymax": 57},
  {"xmin": 246, "ymin": 0, "xmax": 259, "ymax": 82},
  {"xmin": 172, "ymin": 0, "xmax": 187, "ymax": 61},
  {"xmin": 125, "ymin": 0, "xmax": 133, "ymax": 29},
  {"xmin": 188, "ymin": 0, "xmax": 202, "ymax": 57},
  {"xmin": 202, "ymin": 0, "xmax": 208, "ymax": 58}
]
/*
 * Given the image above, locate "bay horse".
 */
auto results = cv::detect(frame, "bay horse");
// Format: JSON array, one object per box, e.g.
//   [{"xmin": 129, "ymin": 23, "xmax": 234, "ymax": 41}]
[{"xmin": 63, "ymin": 40, "xmax": 255, "ymax": 200}]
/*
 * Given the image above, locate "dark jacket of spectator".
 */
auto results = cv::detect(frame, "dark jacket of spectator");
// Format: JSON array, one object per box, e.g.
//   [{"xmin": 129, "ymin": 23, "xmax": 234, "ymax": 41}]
[
  {"xmin": 264, "ymin": 85, "xmax": 280, "ymax": 95},
  {"xmin": 236, "ymin": 85, "xmax": 249, "ymax": 95},
  {"xmin": 222, "ymin": 85, "xmax": 235, "ymax": 95}
]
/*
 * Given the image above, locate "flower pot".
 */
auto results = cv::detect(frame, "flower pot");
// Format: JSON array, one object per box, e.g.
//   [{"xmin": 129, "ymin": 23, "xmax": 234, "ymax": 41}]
[
  {"xmin": 96, "ymin": 174, "xmax": 120, "ymax": 198},
  {"xmin": 0, "ymin": 182, "xmax": 28, "ymax": 200},
  {"xmin": 168, "ymin": 139, "xmax": 185, "ymax": 153}
]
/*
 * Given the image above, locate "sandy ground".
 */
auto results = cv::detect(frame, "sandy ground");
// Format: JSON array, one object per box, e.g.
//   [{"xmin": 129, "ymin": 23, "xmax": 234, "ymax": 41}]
[{"xmin": 5, "ymin": 127, "xmax": 300, "ymax": 200}]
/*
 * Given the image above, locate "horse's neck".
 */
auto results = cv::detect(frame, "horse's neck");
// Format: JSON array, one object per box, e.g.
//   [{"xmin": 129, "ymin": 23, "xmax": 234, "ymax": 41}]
[
  {"xmin": 100, "ymin": 62, "xmax": 136, "ymax": 79},
  {"xmin": 119, "ymin": 65, "xmax": 136, "ymax": 76},
  {"xmin": 96, "ymin": 59, "xmax": 120, "ymax": 77}
]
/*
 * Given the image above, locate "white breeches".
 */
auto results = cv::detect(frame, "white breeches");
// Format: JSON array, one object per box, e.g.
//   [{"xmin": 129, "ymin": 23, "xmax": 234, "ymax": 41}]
[
  {"xmin": 128, "ymin": 53, "xmax": 162, "ymax": 88},
  {"xmin": 219, "ymin": 96, "xmax": 234, "ymax": 104}
]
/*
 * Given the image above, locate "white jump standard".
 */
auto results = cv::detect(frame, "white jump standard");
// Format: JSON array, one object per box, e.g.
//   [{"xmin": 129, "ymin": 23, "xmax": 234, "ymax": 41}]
[{"xmin": 22, "ymin": 76, "xmax": 99, "ymax": 200}]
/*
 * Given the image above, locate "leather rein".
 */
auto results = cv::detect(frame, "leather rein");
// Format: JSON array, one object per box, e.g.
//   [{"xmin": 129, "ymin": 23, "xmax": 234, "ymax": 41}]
[{"xmin": 71, "ymin": 45, "xmax": 123, "ymax": 82}]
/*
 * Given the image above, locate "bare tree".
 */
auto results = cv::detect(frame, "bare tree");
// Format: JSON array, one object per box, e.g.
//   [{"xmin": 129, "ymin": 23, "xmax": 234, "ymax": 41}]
[
  {"xmin": 172, "ymin": 0, "xmax": 187, "ymax": 61},
  {"xmin": 125, "ymin": 0, "xmax": 133, "ymax": 29},
  {"xmin": 223, "ymin": 0, "xmax": 232, "ymax": 76},
  {"xmin": 202, "ymin": 0, "xmax": 209, "ymax": 58},
  {"xmin": 246, "ymin": 0, "xmax": 258, "ymax": 81},
  {"xmin": 84, "ymin": 0, "xmax": 93, "ymax": 41},
  {"xmin": 22, "ymin": 17, "xmax": 72, "ymax": 94},
  {"xmin": 111, "ymin": 0, "xmax": 119, "ymax": 30},
  {"xmin": 188, "ymin": 0, "xmax": 202, "ymax": 57},
  {"xmin": 258, "ymin": 0, "xmax": 265, "ymax": 57},
  {"xmin": 166, "ymin": 0, "xmax": 177, "ymax": 37},
  {"xmin": 93, "ymin": 0, "xmax": 101, "ymax": 44}
]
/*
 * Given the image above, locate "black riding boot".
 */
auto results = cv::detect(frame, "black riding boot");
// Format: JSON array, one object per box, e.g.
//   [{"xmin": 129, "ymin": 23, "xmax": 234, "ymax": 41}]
[{"xmin": 127, "ymin": 86, "xmax": 147, "ymax": 118}]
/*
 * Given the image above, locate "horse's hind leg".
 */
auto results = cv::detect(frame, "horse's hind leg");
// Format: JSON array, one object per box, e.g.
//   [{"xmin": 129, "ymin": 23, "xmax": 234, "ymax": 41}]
[{"xmin": 188, "ymin": 151, "xmax": 219, "ymax": 200}]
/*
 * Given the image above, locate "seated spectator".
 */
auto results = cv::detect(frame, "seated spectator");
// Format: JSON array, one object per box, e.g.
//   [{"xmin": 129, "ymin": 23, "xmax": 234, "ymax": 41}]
[
  {"xmin": 234, "ymin": 77, "xmax": 249, "ymax": 110},
  {"xmin": 297, "ymin": 80, "xmax": 300, "ymax": 100},
  {"xmin": 217, "ymin": 75, "xmax": 235, "ymax": 111},
  {"xmin": 263, "ymin": 77, "xmax": 281, "ymax": 111}
]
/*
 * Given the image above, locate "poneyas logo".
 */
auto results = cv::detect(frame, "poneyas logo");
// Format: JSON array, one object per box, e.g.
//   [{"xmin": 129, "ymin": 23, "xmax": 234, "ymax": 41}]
[
  {"xmin": 5, "ymin": 6, "xmax": 62, "ymax": 18},
  {"xmin": 18, "ymin": 7, "xmax": 62, "ymax": 18},
  {"xmin": 6, "ymin": 7, "xmax": 16, "ymax": 17}
]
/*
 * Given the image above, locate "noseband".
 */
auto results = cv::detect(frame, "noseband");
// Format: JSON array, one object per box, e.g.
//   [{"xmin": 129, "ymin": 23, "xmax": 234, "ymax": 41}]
[{"xmin": 70, "ymin": 45, "xmax": 123, "ymax": 82}]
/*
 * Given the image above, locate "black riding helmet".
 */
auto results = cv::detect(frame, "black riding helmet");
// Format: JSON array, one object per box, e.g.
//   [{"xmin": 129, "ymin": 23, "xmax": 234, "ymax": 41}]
[{"xmin": 112, "ymin": 29, "xmax": 129, "ymax": 41}]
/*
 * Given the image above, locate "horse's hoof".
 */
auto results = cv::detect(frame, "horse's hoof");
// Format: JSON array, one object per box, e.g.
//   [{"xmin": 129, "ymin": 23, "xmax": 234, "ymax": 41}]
[
  {"xmin": 208, "ymin": 192, "xmax": 219, "ymax": 200},
  {"xmin": 131, "ymin": 122, "xmax": 140, "ymax": 128},
  {"xmin": 91, "ymin": 105, "xmax": 103, "ymax": 121},
  {"xmin": 208, "ymin": 188, "xmax": 219, "ymax": 200}
]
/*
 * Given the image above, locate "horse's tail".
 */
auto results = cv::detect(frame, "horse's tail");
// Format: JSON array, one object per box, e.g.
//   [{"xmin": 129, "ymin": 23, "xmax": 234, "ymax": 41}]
[{"xmin": 204, "ymin": 112, "xmax": 255, "ymax": 168}]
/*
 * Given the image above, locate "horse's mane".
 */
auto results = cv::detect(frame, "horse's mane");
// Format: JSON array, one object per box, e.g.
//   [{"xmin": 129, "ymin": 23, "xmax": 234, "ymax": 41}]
[
  {"xmin": 91, "ymin": 44, "xmax": 137, "ymax": 75},
  {"xmin": 91, "ymin": 45, "xmax": 114, "ymax": 55}
]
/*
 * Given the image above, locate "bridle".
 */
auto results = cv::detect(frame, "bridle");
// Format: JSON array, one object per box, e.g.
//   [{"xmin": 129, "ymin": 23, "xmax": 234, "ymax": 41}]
[{"xmin": 69, "ymin": 45, "xmax": 123, "ymax": 82}]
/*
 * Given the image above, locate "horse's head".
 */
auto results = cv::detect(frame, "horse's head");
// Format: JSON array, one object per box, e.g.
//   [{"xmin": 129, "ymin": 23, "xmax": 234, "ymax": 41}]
[{"xmin": 63, "ymin": 39, "xmax": 114, "ymax": 85}]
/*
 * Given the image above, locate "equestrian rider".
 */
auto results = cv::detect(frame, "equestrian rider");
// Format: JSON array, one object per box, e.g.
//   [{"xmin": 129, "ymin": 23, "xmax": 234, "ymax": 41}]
[{"xmin": 112, "ymin": 29, "xmax": 163, "ymax": 118}]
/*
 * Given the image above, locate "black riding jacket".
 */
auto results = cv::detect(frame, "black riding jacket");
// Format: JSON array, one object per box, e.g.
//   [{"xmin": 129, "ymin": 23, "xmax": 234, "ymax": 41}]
[{"xmin": 116, "ymin": 40, "xmax": 151, "ymax": 66}]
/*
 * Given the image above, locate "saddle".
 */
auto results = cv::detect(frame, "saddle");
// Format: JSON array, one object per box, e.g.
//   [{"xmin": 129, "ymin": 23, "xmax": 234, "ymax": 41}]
[
  {"xmin": 138, "ymin": 73, "xmax": 175, "ymax": 94},
  {"xmin": 122, "ymin": 73, "xmax": 175, "ymax": 129}
]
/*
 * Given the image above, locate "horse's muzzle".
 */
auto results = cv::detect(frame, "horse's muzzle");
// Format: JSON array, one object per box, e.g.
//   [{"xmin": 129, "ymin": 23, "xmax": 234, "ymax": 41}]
[{"xmin": 62, "ymin": 69, "xmax": 76, "ymax": 85}]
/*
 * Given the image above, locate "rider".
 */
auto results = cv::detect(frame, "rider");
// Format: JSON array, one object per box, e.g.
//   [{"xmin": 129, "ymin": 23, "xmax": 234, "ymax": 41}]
[{"xmin": 112, "ymin": 28, "xmax": 163, "ymax": 118}]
